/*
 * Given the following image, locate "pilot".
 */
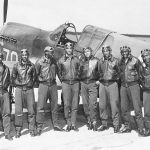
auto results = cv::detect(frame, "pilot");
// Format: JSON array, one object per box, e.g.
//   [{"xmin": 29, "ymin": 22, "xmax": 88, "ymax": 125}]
[
  {"xmin": 140, "ymin": 49, "xmax": 150, "ymax": 136},
  {"xmin": 58, "ymin": 42, "xmax": 80, "ymax": 132},
  {"xmin": 11, "ymin": 49, "xmax": 36, "ymax": 138},
  {"xmin": 35, "ymin": 46, "xmax": 63, "ymax": 136},
  {"xmin": 0, "ymin": 50, "xmax": 13, "ymax": 140},
  {"xmin": 97, "ymin": 45, "xmax": 120, "ymax": 133},
  {"xmin": 80, "ymin": 47, "xmax": 99, "ymax": 131},
  {"xmin": 119, "ymin": 46, "xmax": 146, "ymax": 136}
]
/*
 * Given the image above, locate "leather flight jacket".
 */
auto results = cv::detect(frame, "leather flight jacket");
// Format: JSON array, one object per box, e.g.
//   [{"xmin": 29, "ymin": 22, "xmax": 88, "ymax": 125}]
[
  {"xmin": 98, "ymin": 55, "xmax": 120, "ymax": 85},
  {"xmin": 58, "ymin": 54, "xmax": 80, "ymax": 84},
  {"xmin": 0, "ymin": 63, "xmax": 10, "ymax": 92},
  {"xmin": 11, "ymin": 60, "xmax": 36, "ymax": 90},
  {"xmin": 35, "ymin": 56, "xmax": 58, "ymax": 86},
  {"xmin": 119, "ymin": 55, "xmax": 142, "ymax": 87},
  {"xmin": 80, "ymin": 55, "xmax": 99, "ymax": 84},
  {"xmin": 141, "ymin": 64, "xmax": 150, "ymax": 90}
]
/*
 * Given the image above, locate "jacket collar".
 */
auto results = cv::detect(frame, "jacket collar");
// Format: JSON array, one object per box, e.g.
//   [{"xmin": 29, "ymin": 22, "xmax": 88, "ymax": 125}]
[
  {"xmin": 121, "ymin": 54, "xmax": 133, "ymax": 64},
  {"xmin": 84, "ymin": 55, "xmax": 94, "ymax": 61},
  {"xmin": 64, "ymin": 54, "xmax": 75, "ymax": 61},
  {"xmin": 42, "ymin": 56, "xmax": 52, "ymax": 63},
  {"xmin": 19, "ymin": 60, "xmax": 31, "ymax": 66}
]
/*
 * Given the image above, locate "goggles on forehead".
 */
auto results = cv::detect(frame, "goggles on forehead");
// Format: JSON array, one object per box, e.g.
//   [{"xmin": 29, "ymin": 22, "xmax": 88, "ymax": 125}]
[
  {"xmin": 44, "ymin": 46, "xmax": 54, "ymax": 52},
  {"xmin": 65, "ymin": 42, "xmax": 73, "ymax": 48},
  {"xmin": 21, "ymin": 49, "xmax": 29, "ymax": 55},
  {"xmin": 83, "ymin": 47, "xmax": 92, "ymax": 52},
  {"xmin": 120, "ymin": 46, "xmax": 131, "ymax": 52},
  {"xmin": 141, "ymin": 49, "xmax": 150, "ymax": 56},
  {"xmin": 102, "ymin": 46, "xmax": 112, "ymax": 52}
]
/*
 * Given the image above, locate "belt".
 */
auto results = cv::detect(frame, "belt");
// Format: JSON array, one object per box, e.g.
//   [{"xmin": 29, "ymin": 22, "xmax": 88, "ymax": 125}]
[
  {"xmin": 62, "ymin": 80, "xmax": 79, "ymax": 85},
  {"xmin": 17, "ymin": 86, "xmax": 32, "ymax": 91},
  {"xmin": 121, "ymin": 81, "xmax": 139, "ymax": 87},
  {"xmin": 40, "ymin": 80, "xmax": 56, "ymax": 86},
  {"xmin": 81, "ymin": 79, "xmax": 96, "ymax": 84},
  {"xmin": 100, "ymin": 80, "xmax": 116, "ymax": 86}
]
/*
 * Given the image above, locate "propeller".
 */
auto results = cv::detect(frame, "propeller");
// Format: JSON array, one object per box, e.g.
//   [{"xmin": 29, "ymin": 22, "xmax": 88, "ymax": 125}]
[
  {"xmin": 0, "ymin": 0, "xmax": 8, "ymax": 47},
  {"xmin": 3, "ymin": 0, "xmax": 8, "ymax": 24}
]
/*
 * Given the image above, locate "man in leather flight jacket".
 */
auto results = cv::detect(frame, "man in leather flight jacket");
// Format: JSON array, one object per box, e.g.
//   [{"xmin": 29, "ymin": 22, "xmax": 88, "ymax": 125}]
[
  {"xmin": 80, "ymin": 47, "xmax": 99, "ymax": 131},
  {"xmin": 58, "ymin": 42, "xmax": 80, "ymax": 132},
  {"xmin": 97, "ymin": 45, "xmax": 120, "ymax": 133},
  {"xmin": 119, "ymin": 46, "xmax": 146, "ymax": 136},
  {"xmin": 11, "ymin": 49, "xmax": 36, "ymax": 138},
  {"xmin": 35, "ymin": 46, "xmax": 63, "ymax": 135},
  {"xmin": 140, "ymin": 49, "xmax": 150, "ymax": 136},
  {"xmin": 0, "ymin": 50, "xmax": 13, "ymax": 140}
]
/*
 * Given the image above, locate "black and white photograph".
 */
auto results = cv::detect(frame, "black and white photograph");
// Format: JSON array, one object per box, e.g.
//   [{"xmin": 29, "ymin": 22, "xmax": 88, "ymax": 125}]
[{"xmin": 0, "ymin": 0, "xmax": 150, "ymax": 149}]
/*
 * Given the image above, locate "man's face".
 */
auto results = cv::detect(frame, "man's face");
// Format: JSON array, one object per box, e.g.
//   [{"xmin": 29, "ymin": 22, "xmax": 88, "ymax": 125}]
[
  {"xmin": 21, "ymin": 52, "xmax": 29, "ymax": 62},
  {"xmin": 143, "ymin": 54, "xmax": 150, "ymax": 64},
  {"xmin": 84, "ymin": 49, "xmax": 92, "ymax": 58},
  {"xmin": 45, "ymin": 50, "xmax": 54, "ymax": 58},
  {"xmin": 103, "ymin": 49, "xmax": 110, "ymax": 58},
  {"xmin": 121, "ymin": 50, "xmax": 129, "ymax": 59},
  {"xmin": 65, "ymin": 46, "xmax": 73, "ymax": 55}
]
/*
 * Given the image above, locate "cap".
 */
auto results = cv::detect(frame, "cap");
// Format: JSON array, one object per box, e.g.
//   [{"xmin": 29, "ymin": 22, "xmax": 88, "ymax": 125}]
[
  {"xmin": 102, "ymin": 45, "xmax": 112, "ymax": 52},
  {"xmin": 141, "ymin": 49, "xmax": 150, "ymax": 57},
  {"xmin": 83, "ymin": 47, "xmax": 92, "ymax": 52},
  {"xmin": 44, "ymin": 46, "xmax": 54, "ymax": 52},
  {"xmin": 65, "ymin": 42, "xmax": 73, "ymax": 48},
  {"xmin": 21, "ymin": 49, "xmax": 29, "ymax": 55},
  {"xmin": 120, "ymin": 46, "xmax": 131, "ymax": 52}
]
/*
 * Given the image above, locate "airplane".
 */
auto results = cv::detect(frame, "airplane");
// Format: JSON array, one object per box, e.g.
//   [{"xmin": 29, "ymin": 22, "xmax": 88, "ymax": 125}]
[
  {"xmin": 2, "ymin": 21, "xmax": 150, "ymax": 71},
  {"xmin": 0, "ymin": 21, "xmax": 79, "ymax": 71},
  {"xmin": 74, "ymin": 25, "xmax": 150, "ymax": 62},
  {"xmin": 1, "ymin": 0, "xmax": 150, "ymax": 70},
  {"xmin": 1, "ymin": 0, "xmax": 150, "ymax": 108},
  {"xmin": 1, "ymin": 0, "xmax": 150, "ymax": 89}
]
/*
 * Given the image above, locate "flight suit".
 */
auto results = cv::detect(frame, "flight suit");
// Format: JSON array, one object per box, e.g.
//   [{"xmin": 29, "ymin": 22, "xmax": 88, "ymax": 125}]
[
  {"xmin": 141, "ymin": 63, "xmax": 150, "ymax": 130},
  {"xmin": 98, "ymin": 55, "xmax": 120, "ymax": 129},
  {"xmin": 119, "ymin": 55, "xmax": 144, "ymax": 131},
  {"xmin": 35, "ymin": 56, "xmax": 60, "ymax": 129},
  {"xmin": 58, "ymin": 54, "xmax": 80, "ymax": 127},
  {"xmin": 11, "ymin": 60, "xmax": 36, "ymax": 133},
  {"xmin": 80, "ymin": 55, "xmax": 99, "ymax": 127},
  {"xmin": 0, "ymin": 63, "xmax": 11, "ymax": 136}
]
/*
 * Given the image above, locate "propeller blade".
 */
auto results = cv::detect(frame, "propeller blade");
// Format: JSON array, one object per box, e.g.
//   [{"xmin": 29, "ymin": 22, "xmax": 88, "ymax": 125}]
[{"xmin": 3, "ymin": 0, "xmax": 8, "ymax": 24}]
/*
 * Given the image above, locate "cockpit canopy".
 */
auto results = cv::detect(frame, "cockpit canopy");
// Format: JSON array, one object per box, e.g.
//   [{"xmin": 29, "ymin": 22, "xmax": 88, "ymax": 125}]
[{"xmin": 74, "ymin": 25, "xmax": 114, "ymax": 58}]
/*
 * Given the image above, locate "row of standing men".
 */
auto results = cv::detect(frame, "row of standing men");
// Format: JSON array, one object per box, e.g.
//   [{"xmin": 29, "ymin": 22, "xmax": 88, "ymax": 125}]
[{"xmin": 0, "ymin": 42, "xmax": 150, "ymax": 141}]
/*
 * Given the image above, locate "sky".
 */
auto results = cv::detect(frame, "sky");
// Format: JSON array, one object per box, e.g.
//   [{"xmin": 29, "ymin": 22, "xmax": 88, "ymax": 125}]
[{"xmin": 0, "ymin": 0, "xmax": 150, "ymax": 34}]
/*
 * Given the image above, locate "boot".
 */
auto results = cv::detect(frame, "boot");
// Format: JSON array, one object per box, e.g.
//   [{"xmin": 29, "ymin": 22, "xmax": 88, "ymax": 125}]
[
  {"xmin": 138, "ymin": 128, "xmax": 147, "ymax": 137},
  {"xmin": 15, "ymin": 127, "xmax": 21, "ymax": 138},
  {"xmin": 53, "ymin": 125, "xmax": 64, "ymax": 131},
  {"xmin": 65, "ymin": 125, "xmax": 72, "ymax": 132},
  {"xmin": 144, "ymin": 128, "xmax": 150, "ymax": 136},
  {"xmin": 92, "ymin": 121, "xmax": 97, "ymax": 131},
  {"xmin": 114, "ymin": 126, "xmax": 120, "ymax": 133},
  {"xmin": 5, "ymin": 134, "xmax": 13, "ymax": 141},
  {"xmin": 30, "ymin": 130, "xmax": 36, "ymax": 137},
  {"xmin": 87, "ymin": 122, "xmax": 93, "ymax": 130},
  {"xmin": 36, "ymin": 123, "xmax": 43, "ymax": 136},
  {"xmin": 119, "ymin": 125, "xmax": 131, "ymax": 133},
  {"xmin": 71, "ymin": 125, "xmax": 79, "ymax": 132},
  {"xmin": 98, "ymin": 125, "xmax": 109, "ymax": 131}
]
